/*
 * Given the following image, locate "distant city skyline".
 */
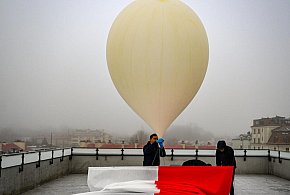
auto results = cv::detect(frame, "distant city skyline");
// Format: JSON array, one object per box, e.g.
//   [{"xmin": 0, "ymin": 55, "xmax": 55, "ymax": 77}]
[{"xmin": 0, "ymin": 0, "xmax": 290, "ymax": 138}]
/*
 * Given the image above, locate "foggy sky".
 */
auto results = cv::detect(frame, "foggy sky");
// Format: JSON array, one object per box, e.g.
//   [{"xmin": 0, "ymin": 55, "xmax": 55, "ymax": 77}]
[{"xmin": 0, "ymin": 0, "xmax": 290, "ymax": 137}]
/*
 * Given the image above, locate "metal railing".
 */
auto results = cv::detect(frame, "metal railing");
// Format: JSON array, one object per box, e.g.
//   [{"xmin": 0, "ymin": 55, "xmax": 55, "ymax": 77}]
[
  {"xmin": 1, "ymin": 148, "xmax": 289, "ymax": 177},
  {"xmin": 0, "ymin": 148, "xmax": 72, "ymax": 177},
  {"xmin": 70, "ymin": 148, "xmax": 290, "ymax": 161}
]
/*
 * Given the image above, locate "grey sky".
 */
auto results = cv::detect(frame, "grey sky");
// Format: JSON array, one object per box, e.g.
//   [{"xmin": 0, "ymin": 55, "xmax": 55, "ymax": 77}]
[{"xmin": 0, "ymin": 0, "xmax": 289, "ymax": 137}]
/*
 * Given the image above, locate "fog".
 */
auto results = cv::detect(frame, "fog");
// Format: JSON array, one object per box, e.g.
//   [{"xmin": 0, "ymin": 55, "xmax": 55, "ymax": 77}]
[{"xmin": 0, "ymin": 0, "xmax": 290, "ymax": 138}]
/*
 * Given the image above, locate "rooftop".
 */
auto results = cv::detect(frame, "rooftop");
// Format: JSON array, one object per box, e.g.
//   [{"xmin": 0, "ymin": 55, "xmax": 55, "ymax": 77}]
[
  {"xmin": 268, "ymin": 126, "xmax": 290, "ymax": 145},
  {"xmin": 22, "ymin": 174, "xmax": 290, "ymax": 195},
  {"xmin": 252, "ymin": 116, "xmax": 290, "ymax": 127},
  {"xmin": 1, "ymin": 148, "xmax": 290, "ymax": 194}
]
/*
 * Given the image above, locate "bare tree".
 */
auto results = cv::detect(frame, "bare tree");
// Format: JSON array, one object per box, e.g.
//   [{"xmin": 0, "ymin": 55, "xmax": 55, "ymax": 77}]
[{"xmin": 129, "ymin": 130, "xmax": 150, "ymax": 145}]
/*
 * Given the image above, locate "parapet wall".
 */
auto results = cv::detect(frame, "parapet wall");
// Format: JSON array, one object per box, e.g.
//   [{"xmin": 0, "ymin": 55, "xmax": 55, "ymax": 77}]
[
  {"xmin": 0, "ymin": 148, "xmax": 289, "ymax": 195},
  {"xmin": 70, "ymin": 155, "xmax": 270, "ymax": 174},
  {"xmin": 0, "ymin": 157, "xmax": 71, "ymax": 195},
  {"xmin": 269, "ymin": 158, "xmax": 290, "ymax": 180}
]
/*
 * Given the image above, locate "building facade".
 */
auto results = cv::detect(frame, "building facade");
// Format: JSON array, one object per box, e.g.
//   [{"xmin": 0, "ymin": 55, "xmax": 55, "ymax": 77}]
[
  {"xmin": 70, "ymin": 129, "xmax": 112, "ymax": 147},
  {"xmin": 267, "ymin": 126, "xmax": 290, "ymax": 151},
  {"xmin": 232, "ymin": 132, "xmax": 252, "ymax": 149},
  {"xmin": 251, "ymin": 116, "xmax": 290, "ymax": 150}
]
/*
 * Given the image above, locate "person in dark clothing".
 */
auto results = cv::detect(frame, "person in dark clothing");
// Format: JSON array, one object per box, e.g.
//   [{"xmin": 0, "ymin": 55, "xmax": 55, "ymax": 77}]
[
  {"xmin": 182, "ymin": 159, "xmax": 211, "ymax": 166},
  {"xmin": 143, "ymin": 133, "xmax": 166, "ymax": 166},
  {"xmin": 216, "ymin": 140, "xmax": 236, "ymax": 195}
]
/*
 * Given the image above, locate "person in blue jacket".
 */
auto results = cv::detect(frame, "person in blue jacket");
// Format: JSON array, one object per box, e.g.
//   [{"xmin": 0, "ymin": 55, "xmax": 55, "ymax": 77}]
[{"xmin": 143, "ymin": 133, "xmax": 166, "ymax": 166}]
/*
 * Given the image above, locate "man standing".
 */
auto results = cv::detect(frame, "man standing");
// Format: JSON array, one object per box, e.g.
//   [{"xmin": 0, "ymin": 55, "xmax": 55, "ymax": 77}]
[
  {"xmin": 216, "ymin": 140, "xmax": 236, "ymax": 195},
  {"xmin": 143, "ymin": 133, "xmax": 166, "ymax": 166}
]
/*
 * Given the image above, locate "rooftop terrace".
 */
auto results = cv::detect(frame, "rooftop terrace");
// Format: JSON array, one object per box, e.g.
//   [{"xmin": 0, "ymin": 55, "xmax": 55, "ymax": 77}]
[
  {"xmin": 22, "ymin": 174, "xmax": 290, "ymax": 195},
  {"xmin": 1, "ymin": 148, "xmax": 290, "ymax": 194}
]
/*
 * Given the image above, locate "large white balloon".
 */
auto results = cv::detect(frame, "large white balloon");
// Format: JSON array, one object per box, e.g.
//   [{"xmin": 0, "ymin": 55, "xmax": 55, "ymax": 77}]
[{"xmin": 107, "ymin": 0, "xmax": 209, "ymax": 137}]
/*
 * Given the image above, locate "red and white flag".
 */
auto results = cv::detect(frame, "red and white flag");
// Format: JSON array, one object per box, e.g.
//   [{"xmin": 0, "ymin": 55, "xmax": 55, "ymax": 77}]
[{"xmin": 76, "ymin": 166, "xmax": 233, "ymax": 195}]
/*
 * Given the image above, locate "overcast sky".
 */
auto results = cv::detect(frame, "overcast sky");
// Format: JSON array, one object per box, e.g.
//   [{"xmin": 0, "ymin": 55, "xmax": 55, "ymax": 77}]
[{"xmin": 0, "ymin": 0, "xmax": 289, "ymax": 137}]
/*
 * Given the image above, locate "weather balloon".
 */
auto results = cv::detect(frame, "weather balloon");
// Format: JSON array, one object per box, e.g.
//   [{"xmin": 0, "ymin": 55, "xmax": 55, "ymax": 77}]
[{"xmin": 107, "ymin": 0, "xmax": 209, "ymax": 137}]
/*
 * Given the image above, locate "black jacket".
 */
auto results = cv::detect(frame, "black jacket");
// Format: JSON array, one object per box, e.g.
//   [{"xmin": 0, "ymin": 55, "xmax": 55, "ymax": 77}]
[
  {"xmin": 216, "ymin": 146, "xmax": 236, "ymax": 168},
  {"xmin": 143, "ymin": 141, "xmax": 166, "ymax": 166}
]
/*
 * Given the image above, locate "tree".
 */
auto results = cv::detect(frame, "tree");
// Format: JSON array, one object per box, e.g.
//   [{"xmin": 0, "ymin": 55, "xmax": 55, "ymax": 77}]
[
  {"xmin": 129, "ymin": 130, "xmax": 150, "ymax": 145},
  {"xmin": 41, "ymin": 137, "xmax": 49, "ymax": 146},
  {"xmin": 164, "ymin": 124, "xmax": 214, "ymax": 145}
]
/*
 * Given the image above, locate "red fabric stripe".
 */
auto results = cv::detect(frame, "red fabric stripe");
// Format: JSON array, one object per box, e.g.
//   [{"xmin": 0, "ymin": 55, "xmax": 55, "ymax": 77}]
[{"xmin": 155, "ymin": 166, "xmax": 233, "ymax": 195}]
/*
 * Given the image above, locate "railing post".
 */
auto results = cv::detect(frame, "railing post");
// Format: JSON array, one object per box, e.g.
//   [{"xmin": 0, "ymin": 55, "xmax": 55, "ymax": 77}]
[
  {"xmin": 278, "ymin": 151, "xmax": 282, "ymax": 163},
  {"xmin": 268, "ymin": 149, "xmax": 271, "ymax": 162},
  {"xmin": 0, "ymin": 155, "xmax": 2, "ymax": 177},
  {"xmin": 36, "ymin": 151, "xmax": 41, "ymax": 168},
  {"xmin": 50, "ymin": 150, "xmax": 54, "ymax": 165},
  {"xmin": 60, "ymin": 149, "xmax": 64, "ymax": 162},
  {"xmin": 69, "ymin": 148, "xmax": 73, "ymax": 160},
  {"xmin": 195, "ymin": 149, "xmax": 198, "ymax": 160},
  {"xmin": 121, "ymin": 148, "xmax": 124, "ymax": 160},
  {"xmin": 171, "ymin": 149, "xmax": 174, "ymax": 161},
  {"xmin": 96, "ymin": 148, "xmax": 99, "ymax": 160},
  {"xmin": 19, "ymin": 153, "xmax": 24, "ymax": 173},
  {"xmin": 243, "ymin": 149, "xmax": 247, "ymax": 161}
]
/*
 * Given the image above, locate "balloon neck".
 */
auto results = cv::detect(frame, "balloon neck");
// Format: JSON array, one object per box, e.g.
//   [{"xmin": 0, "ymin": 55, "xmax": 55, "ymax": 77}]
[{"xmin": 157, "ymin": 133, "xmax": 164, "ymax": 138}]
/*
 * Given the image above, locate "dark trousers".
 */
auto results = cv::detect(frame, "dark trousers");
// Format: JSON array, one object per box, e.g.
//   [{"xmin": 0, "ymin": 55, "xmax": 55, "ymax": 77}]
[{"xmin": 230, "ymin": 169, "xmax": 235, "ymax": 195}]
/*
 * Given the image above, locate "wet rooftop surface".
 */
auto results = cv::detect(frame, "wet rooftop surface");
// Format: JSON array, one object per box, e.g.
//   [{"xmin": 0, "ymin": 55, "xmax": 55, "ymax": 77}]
[{"xmin": 22, "ymin": 174, "xmax": 290, "ymax": 195}]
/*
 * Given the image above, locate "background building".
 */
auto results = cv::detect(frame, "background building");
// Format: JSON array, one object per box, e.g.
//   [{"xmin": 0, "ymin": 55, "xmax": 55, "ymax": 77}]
[
  {"xmin": 267, "ymin": 126, "xmax": 290, "ymax": 151},
  {"xmin": 70, "ymin": 129, "xmax": 112, "ymax": 147},
  {"xmin": 251, "ymin": 116, "xmax": 290, "ymax": 150},
  {"xmin": 0, "ymin": 142, "xmax": 25, "ymax": 154},
  {"xmin": 232, "ymin": 132, "xmax": 252, "ymax": 149}
]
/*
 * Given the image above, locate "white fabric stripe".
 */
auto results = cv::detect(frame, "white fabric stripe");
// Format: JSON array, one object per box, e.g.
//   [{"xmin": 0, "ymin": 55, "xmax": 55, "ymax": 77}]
[
  {"xmin": 75, "ymin": 192, "xmax": 155, "ymax": 195},
  {"xmin": 75, "ymin": 166, "xmax": 159, "ymax": 195},
  {"xmin": 99, "ymin": 180, "xmax": 159, "ymax": 193}
]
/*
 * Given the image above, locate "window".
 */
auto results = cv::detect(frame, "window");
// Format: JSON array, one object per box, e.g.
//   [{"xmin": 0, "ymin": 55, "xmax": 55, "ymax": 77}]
[
  {"xmin": 286, "ymin": 148, "xmax": 289, "ymax": 152},
  {"xmin": 258, "ymin": 138, "xmax": 260, "ymax": 143},
  {"xmin": 258, "ymin": 129, "xmax": 260, "ymax": 134},
  {"xmin": 253, "ymin": 138, "xmax": 256, "ymax": 143},
  {"xmin": 254, "ymin": 129, "xmax": 256, "ymax": 134}
]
